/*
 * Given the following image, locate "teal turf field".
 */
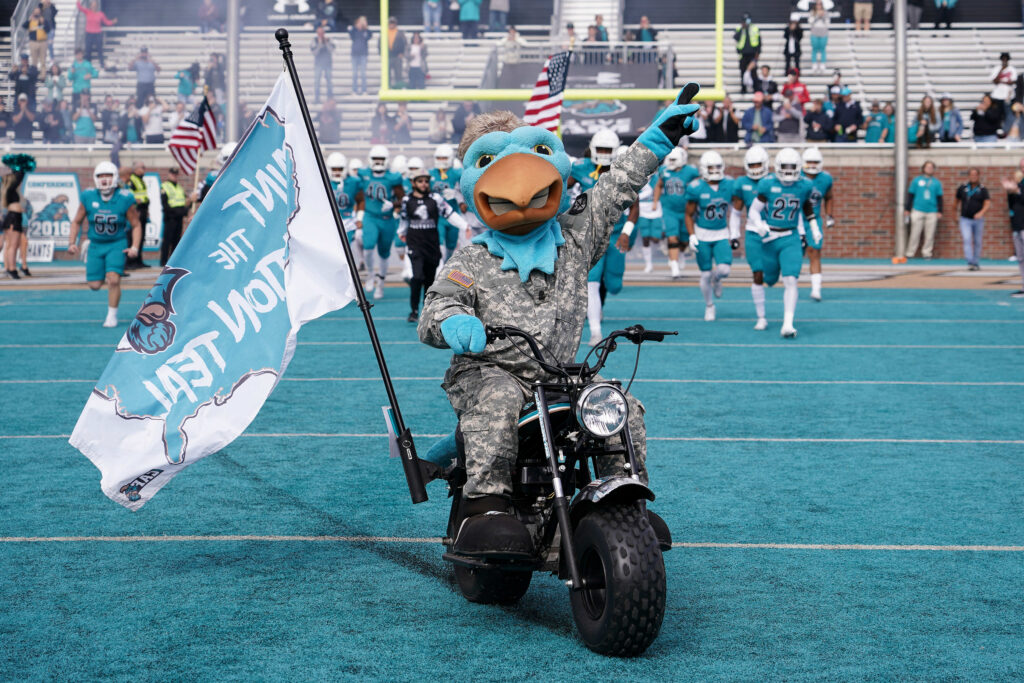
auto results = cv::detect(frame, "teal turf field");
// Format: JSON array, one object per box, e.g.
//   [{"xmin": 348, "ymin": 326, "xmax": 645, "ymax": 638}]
[{"xmin": 1, "ymin": 284, "xmax": 1023, "ymax": 680}]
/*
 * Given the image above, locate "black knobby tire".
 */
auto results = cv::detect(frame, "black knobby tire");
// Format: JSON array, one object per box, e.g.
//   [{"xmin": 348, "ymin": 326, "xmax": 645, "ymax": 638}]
[
  {"xmin": 454, "ymin": 566, "xmax": 532, "ymax": 605},
  {"xmin": 569, "ymin": 503, "xmax": 666, "ymax": 656}
]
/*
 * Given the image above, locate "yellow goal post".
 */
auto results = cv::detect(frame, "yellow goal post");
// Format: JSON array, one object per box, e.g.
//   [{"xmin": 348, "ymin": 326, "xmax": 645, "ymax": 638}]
[{"xmin": 376, "ymin": 0, "xmax": 725, "ymax": 102}]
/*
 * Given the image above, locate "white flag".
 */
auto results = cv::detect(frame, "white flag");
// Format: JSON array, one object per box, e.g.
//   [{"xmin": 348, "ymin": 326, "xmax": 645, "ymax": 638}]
[{"xmin": 70, "ymin": 73, "xmax": 357, "ymax": 509}]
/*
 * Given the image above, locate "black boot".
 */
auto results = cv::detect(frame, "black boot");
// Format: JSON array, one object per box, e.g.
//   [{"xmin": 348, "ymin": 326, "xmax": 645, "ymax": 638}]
[
  {"xmin": 647, "ymin": 510, "xmax": 672, "ymax": 552},
  {"xmin": 453, "ymin": 495, "xmax": 534, "ymax": 559}
]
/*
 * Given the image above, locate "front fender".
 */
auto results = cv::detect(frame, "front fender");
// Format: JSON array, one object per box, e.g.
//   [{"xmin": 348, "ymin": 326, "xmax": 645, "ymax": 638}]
[{"xmin": 569, "ymin": 476, "xmax": 654, "ymax": 527}]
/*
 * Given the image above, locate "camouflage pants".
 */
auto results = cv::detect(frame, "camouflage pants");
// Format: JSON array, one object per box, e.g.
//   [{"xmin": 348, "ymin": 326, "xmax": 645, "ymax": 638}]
[{"xmin": 444, "ymin": 363, "xmax": 648, "ymax": 498}]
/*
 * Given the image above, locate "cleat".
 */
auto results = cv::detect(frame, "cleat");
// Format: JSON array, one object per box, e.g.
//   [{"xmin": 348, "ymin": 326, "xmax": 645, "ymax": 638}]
[
  {"xmin": 810, "ymin": 289, "xmax": 822, "ymax": 302},
  {"xmin": 643, "ymin": 263, "xmax": 653, "ymax": 274},
  {"xmin": 668, "ymin": 260, "xmax": 680, "ymax": 279},
  {"xmin": 364, "ymin": 276, "xmax": 375, "ymax": 291},
  {"xmin": 102, "ymin": 314, "xmax": 118, "ymax": 328},
  {"xmin": 754, "ymin": 317, "xmax": 768, "ymax": 331},
  {"xmin": 588, "ymin": 335, "xmax": 603, "ymax": 347},
  {"xmin": 1011, "ymin": 290, "xmax": 1024, "ymax": 298},
  {"xmin": 373, "ymin": 282, "xmax": 384, "ymax": 300},
  {"xmin": 781, "ymin": 324, "xmax": 797, "ymax": 338},
  {"xmin": 704, "ymin": 305, "xmax": 716, "ymax": 322}
]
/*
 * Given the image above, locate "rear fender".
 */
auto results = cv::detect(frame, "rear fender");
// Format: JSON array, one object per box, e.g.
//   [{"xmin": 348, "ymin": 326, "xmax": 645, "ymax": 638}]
[{"xmin": 568, "ymin": 476, "xmax": 654, "ymax": 527}]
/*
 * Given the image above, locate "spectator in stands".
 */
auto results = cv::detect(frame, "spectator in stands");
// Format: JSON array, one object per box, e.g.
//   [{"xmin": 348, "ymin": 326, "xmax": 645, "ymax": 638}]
[
  {"xmin": 910, "ymin": 94, "xmax": 939, "ymax": 147},
  {"xmin": 809, "ymin": 1, "xmax": 829, "ymax": 74},
  {"xmin": 934, "ymin": 0, "xmax": 956, "ymax": 29},
  {"xmin": 489, "ymin": 0, "xmax": 509, "ymax": 32},
  {"xmin": 348, "ymin": 17, "xmax": 371, "ymax": 96},
  {"xmin": 0, "ymin": 102, "xmax": 11, "ymax": 139},
  {"xmin": 883, "ymin": 101, "xmax": 896, "ymax": 141},
  {"xmin": 853, "ymin": 0, "xmax": 872, "ymax": 32},
  {"xmin": 370, "ymin": 102, "xmax": 395, "ymax": 144},
  {"xmin": 58, "ymin": 99, "xmax": 73, "ymax": 142},
  {"xmin": 783, "ymin": 14, "xmax": 803, "ymax": 75},
  {"xmin": 734, "ymin": 12, "xmax": 761, "ymax": 93},
  {"xmin": 40, "ymin": 101, "xmax": 64, "ymax": 143},
  {"xmin": 167, "ymin": 100, "xmax": 186, "ymax": 131},
  {"xmin": 387, "ymin": 17, "xmax": 408, "ymax": 88},
  {"xmin": 317, "ymin": 97, "xmax": 341, "ymax": 144},
  {"xmin": 441, "ymin": 0, "xmax": 459, "ymax": 32},
  {"xmin": 497, "ymin": 25, "xmax": 528, "ymax": 65},
  {"xmin": 1001, "ymin": 161, "xmax": 1024, "ymax": 296},
  {"xmin": 315, "ymin": 0, "xmax": 340, "ymax": 32},
  {"xmin": 459, "ymin": 0, "xmax": 481, "ymax": 40},
  {"xmin": 140, "ymin": 96, "xmax": 165, "ymax": 144},
  {"xmin": 804, "ymin": 97, "xmax": 833, "ymax": 142},
  {"xmin": 637, "ymin": 16, "xmax": 658, "ymax": 64},
  {"xmin": 938, "ymin": 93, "xmax": 963, "ymax": 143},
  {"xmin": 971, "ymin": 95, "xmax": 1002, "ymax": 143},
  {"xmin": 105, "ymin": 121, "xmax": 122, "ymax": 162},
  {"xmin": 204, "ymin": 54, "xmax": 226, "ymax": 106},
  {"xmin": 719, "ymin": 96, "xmax": 742, "ymax": 143},
  {"xmin": 955, "ymin": 168, "xmax": 990, "ymax": 270},
  {"xmin": 782, "ymin": 68, "xmax": 810, "ymax": 112},
  {"xmin": 742, "ymin": 91, "xmax": 775, "ymax": 145},
  {"xmin": 311, "ymin": 26, "xmax": 335, "ymax": 103},
  {"xmin": 176, "ymin": 64, "xmax": 197, "ymax": 104},
  {"xmin": 864, "ymin": 100, "xmax": 890, "ymax": 142},
  {"xmin": 776, "ymin": 97, "xmax": 803, "ymax": 143},
  {"xmin": 594, "ymin": 15, "xmax": 609, "ymax": 42},
  {"xmin": 407, "ymin": 32, "xmax": 429, "ymax": 88},
  {"xmin": 393, "ymin": 101, "xmax": 413, "ymax": 144},
  {"xmin": 120, "ymin": 98, "xmax": 143, "ymax": 145},
  {"xmin": 100, "ymin": 95, "xmax": 119, "ymax": 132},
  {"xmin": 72, "ymin": 93, "xmax": 97, "ymax": 143},
  {"xmin": 69, "ymin": 49, "xmax": 96, "ymax": 109},
  {"xmin": 582, "ymin": 26, "xmax": 603, "ymax": 66},
  {"xmin": 1005, "ymin": 102, "xmax": 1024, "ymax": 141},
  {"xmin": 130, "ymin": 48, "xmax": 161, "ymax": 109},
  {"xmin": 989, "ymin": 52, "xmax": 1016, "ymax": 124},
  {"xmin": 906, "ymin": 0, "xmax": 924, "ymax": 30},
  {"xmin": 423, "ymin": 0, "xmax": 441, "ymax": 33},
  {"xmin": 429, "ymin": 108, "xmax": 453, "ymax": 143},
  {"xmin": 832, "ymin": 87, "xmax": 863, "ymax": 142},
  {"xmin": 904, "ymin": 161, "xmax": 943, "ymax": 259},
  {"xmin": 44, "ymin": 65, "xmax": 66, "ymax": 105},
  {"xmin": 199, "ymin": 0, "xmax": 221, "ymax": 33},
  {"xmin": 561, "ymin": 22, "xmax": 578, "ymax": 51},
  {"xmin": 451, "ymin": 100, "xmax": 480, "ymax": 143},
  {"xmin": 753, "ymin": 64, "xmax": 778, "ymax": 103},
  {"xmin": 22, "ymin": 6, "xmax": 50, "ymax": 73},
  {"xmin": 9, "ymin": 55, "xmax": 39, "ymax": 112},
  {"xmin": 77, "ymin": 0, "xmax": 116, "ymax": 69},
  {"xmin": 40, "ymin": 0, "xmax": 58, "ymax": 63}
]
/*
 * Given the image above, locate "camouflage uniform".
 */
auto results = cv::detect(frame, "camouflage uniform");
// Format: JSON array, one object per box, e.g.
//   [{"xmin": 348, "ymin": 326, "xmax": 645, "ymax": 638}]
[{"xmin": 418, "ymin": 142, "xmax": 658, "ymax": 497}]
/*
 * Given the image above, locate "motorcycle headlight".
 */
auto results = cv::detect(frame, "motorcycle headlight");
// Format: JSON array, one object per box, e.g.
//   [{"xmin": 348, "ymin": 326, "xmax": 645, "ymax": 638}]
[{"xmin": 575, "ymin": 383, "xmax": 629, "ymax": 438}]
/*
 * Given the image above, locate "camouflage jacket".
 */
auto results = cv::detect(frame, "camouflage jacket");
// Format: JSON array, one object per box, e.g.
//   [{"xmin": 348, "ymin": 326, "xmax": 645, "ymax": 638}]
[{"xmin": 418, "ymin": 141, "xmax": 659, "ymax": 387}]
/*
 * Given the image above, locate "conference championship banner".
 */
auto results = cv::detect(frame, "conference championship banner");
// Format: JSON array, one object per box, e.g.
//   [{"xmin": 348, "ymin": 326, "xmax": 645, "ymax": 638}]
[
  {"xmin": 22, "ymin": 173, "xmax": 81, "ymax": 251},
  {"xmin": 71, "ymin": 72, "xmax": 357, "ymax": 510}
]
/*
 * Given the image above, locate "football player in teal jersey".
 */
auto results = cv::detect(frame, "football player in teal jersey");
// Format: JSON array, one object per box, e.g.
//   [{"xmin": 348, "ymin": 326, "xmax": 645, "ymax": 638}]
[
  {"xmin": 748, "ymin": 148, "xmax": 820, "ymax": 338},
  {"xmin": 684, "ymin": 151, "xmax": 741, "ymax": 321},
  {"xmin": 636, "ymin": 173, "xmax": 665, "ymax": 274},
  {"xmin": 66, "ymin": 161, "xmax": 142, "ymax": 328},
  {"xmin": 327, "ymin": 152, "xmax": 365, "ymax": 270},
  {"xmin": 656, "ymin": 146, "xmax": 699, "ymax": 278},
  {"xmin": 196, "ymin": 142, "xmax": 237, "ymax": 205},
  {"xmin": 357, "ymin": 145, "xmax": 405, "ymax": 300},
  {"xmin": 801, "ymin": 147, "xmax": 834, "ymax": 301},
  {"xmin": 568, "ymin": 128, "xmax": 618, "ymax": 196},
  {"xmin": 428, "ymin": 144, "xmax": 466, "ymax": 262},
  {"xmin": 732, "ymin": 145, "xmax": 771, "ymax": 330}
]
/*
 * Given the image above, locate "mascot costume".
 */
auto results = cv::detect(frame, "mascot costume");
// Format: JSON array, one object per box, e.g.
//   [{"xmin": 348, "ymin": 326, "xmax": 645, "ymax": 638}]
[{"xmin": 417, "ymin": 84, "xmax": 701, "ymax": 558}]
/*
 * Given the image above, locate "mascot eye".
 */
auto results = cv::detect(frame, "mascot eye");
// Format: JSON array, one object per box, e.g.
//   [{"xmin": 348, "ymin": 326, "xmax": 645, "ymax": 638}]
[
  {"xmin": 533, "ymin": 144, "xmax": 553, "ymax": 155},
  {"xmin": 475, "ymin": 154, "xmax": 494, "ymax": 168}
]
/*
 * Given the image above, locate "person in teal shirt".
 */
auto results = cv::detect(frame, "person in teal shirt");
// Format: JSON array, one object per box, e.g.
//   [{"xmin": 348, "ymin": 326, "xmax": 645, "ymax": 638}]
[
  {"xmin": 175, "ymin": 66, "xmax": 194, "ymax": 104},
  {"xmin": 684, "ymin": 151, "xmax": 739, "ymax": 322},
  {"xmin": 882, "ymin": 102, "xmax": 896, "ymax": 142},
  {"xmin": 72, "ymin": 96, "xmax": 97, "ymax": 142},
  {"xmin": 863, "ymin": 100, "xmax": 890, "ymax": 143},
  {"xmin": 904, "ymin": 161, "xmax": 943, "ymax": 259},
  {"xmin": 656, "ymin": 147, "xmax": 699, "ymax": 278},
  {"xmin": 68, "ymin": 48, "xmax": 98, "ymax": 108},
  {"xmin": 458, "ymin": 0, "xmax": 480, "ymax": 38}
]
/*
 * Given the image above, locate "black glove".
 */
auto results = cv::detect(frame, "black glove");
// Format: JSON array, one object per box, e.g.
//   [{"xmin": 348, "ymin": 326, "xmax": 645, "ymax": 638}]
[
  {"xmin": 800, "ymin": 235, "xmax": 808, "ymax": 248},
  {"xmin": 730, "ymin": 238, "xmax": 740, "ymax": 250}
]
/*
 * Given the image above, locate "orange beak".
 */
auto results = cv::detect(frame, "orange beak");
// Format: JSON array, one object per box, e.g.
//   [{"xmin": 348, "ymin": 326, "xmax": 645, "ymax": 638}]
[{"xmin": 473, "ymin": 153, "xmax": 563, "ymax": 235}]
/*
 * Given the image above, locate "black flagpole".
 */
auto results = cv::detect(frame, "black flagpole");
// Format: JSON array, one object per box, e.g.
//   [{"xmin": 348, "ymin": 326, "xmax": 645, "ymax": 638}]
[{"xmin": 276, "ymin": 28, "xmax": 430, "ymax": 504}]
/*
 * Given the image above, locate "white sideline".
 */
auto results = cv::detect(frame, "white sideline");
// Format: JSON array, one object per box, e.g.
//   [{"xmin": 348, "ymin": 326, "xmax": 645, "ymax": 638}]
[
  {"xmin": 0, "ymin": 535, "xmax": 1020, "ymax": 551},
  {"xmin": 6, "ymin": 377, "xmax": 1023, "ymax": 386}
]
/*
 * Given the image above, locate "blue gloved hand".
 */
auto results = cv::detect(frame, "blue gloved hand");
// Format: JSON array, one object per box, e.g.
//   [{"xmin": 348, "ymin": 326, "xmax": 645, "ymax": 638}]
[
  {"xmin": 440, "ymin": 314, "xmax": 487, "ymax": 355},
  {"xmin": 637, "ymin": 82, "xmax": 701, "ymax": 160}
]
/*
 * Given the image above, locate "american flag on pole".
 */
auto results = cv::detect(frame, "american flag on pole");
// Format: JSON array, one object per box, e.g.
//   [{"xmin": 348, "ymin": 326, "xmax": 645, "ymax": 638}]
[
  {"xmin": 523, "ymin": 51, "xmax": 571, "ymax": 132},
  {"xmin": 167, "ymin": 94, "xmax": 219, "ymax": 175}
]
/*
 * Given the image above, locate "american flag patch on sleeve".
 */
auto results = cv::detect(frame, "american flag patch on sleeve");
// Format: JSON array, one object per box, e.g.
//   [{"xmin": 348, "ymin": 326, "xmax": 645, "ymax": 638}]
[{"xmin": 447, "ymin": 270, "xmax": 474, "ymax": 288}]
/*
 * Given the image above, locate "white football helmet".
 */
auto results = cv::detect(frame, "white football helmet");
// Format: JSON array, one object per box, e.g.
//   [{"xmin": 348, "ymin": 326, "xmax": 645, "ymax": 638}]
[
  {"xmin": 802, "ymin": 147, "xmax": 824, "ymax": 176},
  {"xmin": 348, "ymin": 158, "xmax": 363, "ymax": 177},
  {"xmin": 434, "ymin": 144, "xmax": 454, "ymax": 170},
  {"xmin": 699, "ymin": 151, "xmax": 725, "ymax": 182},
  {"xmin": 390, "ymin": 154, "xmax": 407, "ymax": 176},
  {"xmin": 93, "ymin": 161, "xmax": 118, "ymax": 197},
  {"xmin": 326, "ymin": 152, "xmax": 347, "ymax": 181},
  {"xmin": 775, "ymin": 147, "xmax": 803, "ymax": 183},
  {"xmin": 369, "ymin": 145, "xmax": 390, "ymax": 173},
  {"xmin": 665, "ymin": 147, "xmax": 687, "ymax": 171},
  {"xmin": 405, "ymin": 156, "xmax": 425, "ymax": 179},
  {"xmin": 744, "ymin": 145, "xmax": 770, "ymax": 180},
  {"xmin": 589, "ymin": 128, "xmax": 620, "ymax": 167},
  {"xmin": 217, "ymin": 142, "xmax": 238, "ymax": 168}
]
